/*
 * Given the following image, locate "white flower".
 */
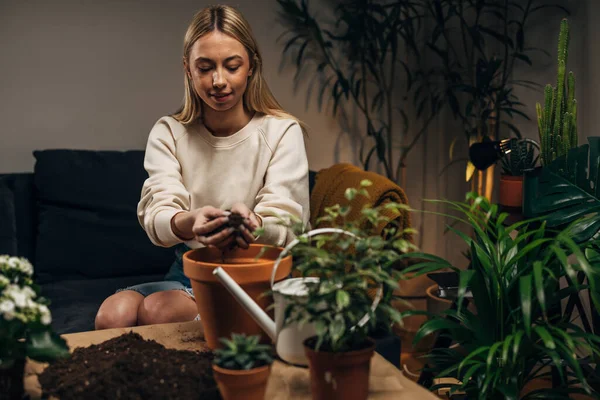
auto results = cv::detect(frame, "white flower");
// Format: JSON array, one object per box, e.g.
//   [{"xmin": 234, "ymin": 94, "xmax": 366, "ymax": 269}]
[
  {"xmin": 18, "ymin": 259, "xmax": 33, "ymax": 276},
  {"xmin": 11, "ymin": 291, "xmax": 27, "ymax": 308},
  {"xmin": 41, "ymin": 313, "xmax": 52, "ymax": 325},
  {"xmin": 0, "ymin": 299, "xmax": 15, "ymax": 314},
  {"xmin": 21, "ymin": 286, "xmax": 35, "ymax": 299},
  {"xmin": 38, "ymin": 305, "xmax": 50, "ymax": 315},
  {"xmin": 26, "ymin": 298, "xmax": 36, "ymax": 309},
  {"xmin": 0, "ymin": 256, "xmax": 34, "ymax": 277},
  {"xmin": 0, "ymin": 276, "xmax": 8, "ymax": 286}
]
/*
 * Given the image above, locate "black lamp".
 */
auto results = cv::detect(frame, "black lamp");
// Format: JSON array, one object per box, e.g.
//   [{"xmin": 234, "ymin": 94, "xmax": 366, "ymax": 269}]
[{"xmin": 469, "ymin": 138, "xmax": 540, "ymax": 170}]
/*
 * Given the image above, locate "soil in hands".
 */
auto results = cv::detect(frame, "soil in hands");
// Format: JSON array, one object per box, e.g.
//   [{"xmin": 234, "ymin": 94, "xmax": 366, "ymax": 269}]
[{"xmin": 38, "ymin": 332, "xmax": 220, "ymax": 400}]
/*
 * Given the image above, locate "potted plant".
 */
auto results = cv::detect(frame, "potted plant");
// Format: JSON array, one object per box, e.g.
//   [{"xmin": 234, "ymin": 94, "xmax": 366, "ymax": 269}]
[
  {"xmin": 535, "ymin": 18, "xmax": 578, "ymax": 170},
  {"xmin": 0, "ymin": 255, "xmax": 69, "ymax": 400},
  {"xmin": 276, "ymin": 180, "xmax": 416, "ymax": 400},
  {"xmin": 522, "ymin": 18, "xmax": 600, "ymax": 243},
  {"xmin": 212, "ymin": 333, "xmax": 274, "ymax": 400},
  {"xmin": 499, "ymin": 139, "xmax": 538, "ymax": 209},
  {"xmin": 401, "ymin": 193, "xmax": 600, "ymax": 399}
]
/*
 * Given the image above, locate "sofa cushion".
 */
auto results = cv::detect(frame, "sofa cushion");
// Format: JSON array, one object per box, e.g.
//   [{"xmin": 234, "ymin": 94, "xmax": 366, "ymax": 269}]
[
  {"xmin": 41, "ymin": 273, "xmax": 165, "ymax": 334},
  {"xmin": 33, "ymin": 150, "xmax": 174, "ymax": 283},
  {"xmin": 0, "ymin": 174, "xmax": 36, "ymax": 260}
]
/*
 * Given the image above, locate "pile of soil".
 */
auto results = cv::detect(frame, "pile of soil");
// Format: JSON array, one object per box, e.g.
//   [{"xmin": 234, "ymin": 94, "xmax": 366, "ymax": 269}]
[{"xmin": 39, "ymin": 332, "xmax": 220, "ymax": 400}]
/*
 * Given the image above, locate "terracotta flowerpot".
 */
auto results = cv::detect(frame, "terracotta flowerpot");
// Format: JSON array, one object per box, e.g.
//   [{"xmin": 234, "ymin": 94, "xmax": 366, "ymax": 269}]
[
  {"xmin": 183, "ymin": 244, "xmax": 291, "ymax": 349},
  {"xmin": 426, "ymin": 284, "xmax": 453, "ymax": 317},
  {"xmin": 212, "ymin": 364, "xmax": 270, "ymax": 400},
  {"xmin": 0, "ymin": 359, "xmax": 25, "ymax": 400},
  {"xmin": 499, "ymin": 174, "xmax": 524, "ymax": 209},
  {"xmin": 303, "ymin": 337, "xmax": 376, "ymax": 400}
]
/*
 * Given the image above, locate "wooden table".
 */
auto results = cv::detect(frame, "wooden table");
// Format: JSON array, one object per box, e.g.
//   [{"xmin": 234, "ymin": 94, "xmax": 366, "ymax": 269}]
[{"xmin": 25, "ymin": 321, "xmax": 439, "ymax": 399}]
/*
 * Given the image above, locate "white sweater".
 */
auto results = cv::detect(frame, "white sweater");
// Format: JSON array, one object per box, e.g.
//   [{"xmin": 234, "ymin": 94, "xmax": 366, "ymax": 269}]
[{"xmin": 137, "ymin": 113, "xmax": 310, "ymax": 249}]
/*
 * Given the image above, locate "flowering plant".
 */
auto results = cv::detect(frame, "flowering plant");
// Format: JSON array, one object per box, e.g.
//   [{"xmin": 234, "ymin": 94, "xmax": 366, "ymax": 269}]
[{"xmin": 0, "ymin": 255, "xmax": 69, "ymax": 370}]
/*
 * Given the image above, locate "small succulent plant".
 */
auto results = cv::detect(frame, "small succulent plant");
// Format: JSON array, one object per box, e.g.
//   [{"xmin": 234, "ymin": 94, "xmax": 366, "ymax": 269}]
[
  {"xmin": 501, "ymin": 139, "xmax": 538, "ymax": 176},
  {"xmin": 213, "ymin": 333, "xmax": 274, "ymax": 370}
]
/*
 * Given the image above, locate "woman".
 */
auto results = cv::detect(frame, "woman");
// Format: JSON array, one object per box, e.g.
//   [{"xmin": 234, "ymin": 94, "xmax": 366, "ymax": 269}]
[{"xmin": 95, "ymin": 5, "xmax": 310, "ymax": 330}]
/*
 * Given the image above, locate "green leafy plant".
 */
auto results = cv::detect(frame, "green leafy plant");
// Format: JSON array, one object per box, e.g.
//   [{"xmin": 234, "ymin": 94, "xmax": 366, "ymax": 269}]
[
  {"xmin": 536, "ymin": 18, "xmax": 578, "ymax": 168},
  {"xmin": 213, "ymin": 333, "xmax": 274, "ymax": 370},
  {"xmin": 522, "ymin": 137, "xmax": 600, "ymax": 244},
  {"xmin": 400, "ymin": 193, "xmax": 600, "ymax": 399},
  {"xmin": 500, "ymin": 139, "xmax": 538, "ymax": 176},
  {"xmin": 276, "ymin": 0, "xmax": 430, "ymax": 186},
  {"xmin": 0, "ymin": 256, "xmax": 69, "ymax": 370},
  {"xmin": 277, "ymin": 180, "xmax": 417, "ymax": 352}
]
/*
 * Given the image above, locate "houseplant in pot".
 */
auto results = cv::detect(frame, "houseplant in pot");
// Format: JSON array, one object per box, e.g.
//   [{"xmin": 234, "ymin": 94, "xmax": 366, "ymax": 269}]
[
  {"xmin": 277, "ymin": 180, "xmax": 416, "ymax": 400},
  {"xmin": 0, "ymin": 255, "xmax": 69, "ymax": 400},
  {"xmin": 212, "ymin": 333, "xmax": 273, "ymax": 400},
  {"xmin": 499, "ymin": 139, "xmax": 538, "ymax": 209},
  {"xmin": 523, "ymin": 18, "xmax": 600, "ymax": 247},
  {"xmin": 400, "ymin": 193, "xmax": 600, "ymax": 399}
]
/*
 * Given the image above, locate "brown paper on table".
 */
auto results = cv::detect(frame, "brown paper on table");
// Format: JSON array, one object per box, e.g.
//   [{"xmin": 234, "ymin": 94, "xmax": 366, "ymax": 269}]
[{"xmin": 25, "ymin": 321, "xmax": 439, "ymax": 399}]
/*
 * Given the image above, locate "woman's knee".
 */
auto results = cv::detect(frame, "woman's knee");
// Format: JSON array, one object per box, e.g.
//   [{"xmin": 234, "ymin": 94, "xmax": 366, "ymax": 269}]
[
  {"xmin": 137, "ymin": 290, "xmax": 196, "ymax": 326},
  {"xmin": 95, "ymin": 291, "xmax": 144, "ymax": 330}
]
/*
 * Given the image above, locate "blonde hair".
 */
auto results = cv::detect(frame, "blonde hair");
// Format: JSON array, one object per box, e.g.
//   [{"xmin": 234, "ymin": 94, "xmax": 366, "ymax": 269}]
[{"xmin": 172, "ymin": 5, "xmax": 308, "ymax": 134}]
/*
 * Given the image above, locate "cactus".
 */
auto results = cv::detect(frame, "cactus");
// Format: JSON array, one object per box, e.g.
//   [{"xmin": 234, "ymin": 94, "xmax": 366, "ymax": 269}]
[{"xmin": 536, "ymin": 19, "xmax": 578, "ymax": 167}]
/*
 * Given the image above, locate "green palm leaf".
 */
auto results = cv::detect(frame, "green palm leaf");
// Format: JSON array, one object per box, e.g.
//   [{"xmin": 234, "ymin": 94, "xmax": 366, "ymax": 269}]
[{"xmin": 523, "ymin": 138, "xmax": 600, "ymax": 243}]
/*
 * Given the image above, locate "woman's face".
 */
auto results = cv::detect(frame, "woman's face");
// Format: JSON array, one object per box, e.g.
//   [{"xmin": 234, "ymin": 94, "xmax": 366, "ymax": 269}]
[{"xmin": 186, "ymin": 31, "xmax": 252, "ymax": 113}]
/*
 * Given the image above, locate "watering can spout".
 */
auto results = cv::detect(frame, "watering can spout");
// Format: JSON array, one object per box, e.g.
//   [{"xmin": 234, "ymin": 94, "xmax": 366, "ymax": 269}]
[{"xmin": 213, "ymin": 267, "xmax": 277, "ymax": 341}]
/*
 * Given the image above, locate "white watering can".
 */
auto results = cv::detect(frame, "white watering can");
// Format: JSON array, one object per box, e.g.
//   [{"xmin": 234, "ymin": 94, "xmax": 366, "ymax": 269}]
[{"xmin": 213, "ymin": 228, "xmax": 382, "ymax": 366}]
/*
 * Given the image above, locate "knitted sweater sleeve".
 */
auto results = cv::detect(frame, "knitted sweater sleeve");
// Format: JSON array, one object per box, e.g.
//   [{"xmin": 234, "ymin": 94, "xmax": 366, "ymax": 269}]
[
  {"xmin": 137, "ymin": 118, "xmax": 190, "ymax": 248},
  {"xmin": 254, "ymin": 121, "xmax": 310, "ymax": 247}
]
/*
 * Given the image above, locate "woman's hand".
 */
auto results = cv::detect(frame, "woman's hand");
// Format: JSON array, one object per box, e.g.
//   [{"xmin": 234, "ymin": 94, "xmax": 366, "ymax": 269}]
[
  {"xmin": 229, "ymin": 203, "xmax": 262, "ymax": 249},
  {"xmin": 172, "ymin": 206, "xmax": 237, "ymax": 249}
]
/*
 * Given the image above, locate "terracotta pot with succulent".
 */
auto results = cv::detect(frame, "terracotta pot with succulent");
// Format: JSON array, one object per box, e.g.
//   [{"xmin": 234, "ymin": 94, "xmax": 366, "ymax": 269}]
[
  {"xmin": 400, "ymin": 193, "xmax": 600, "ymax": 399},
  {"xmin": 212, "ymin": 333, "xmax": 274, "ymax": 400},
  {"xmin": 274, "ymin": 180, "xmax": 416, "ymax": 400},
  {"xmin": 499, "ymin": 139, "xmax": 538, "ymax": 209},
  {"xmin": 0, "ymin": 255, "xmax": 69, "ymax": 400}
]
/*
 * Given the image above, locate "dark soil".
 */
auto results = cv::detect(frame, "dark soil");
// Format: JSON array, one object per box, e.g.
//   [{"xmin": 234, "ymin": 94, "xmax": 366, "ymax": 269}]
[
  {"xmin": 209, "ymin": 211, "xmax": 245, "ymax": 236},
  {"xmin": 38, "ymin": 332, "xmax": 220, "ymax": 400}
]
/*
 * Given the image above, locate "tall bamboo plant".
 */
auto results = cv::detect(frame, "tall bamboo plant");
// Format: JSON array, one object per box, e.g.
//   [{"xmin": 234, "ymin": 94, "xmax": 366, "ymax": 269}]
[
  {"xmin": 400, "ymin": 194, "xmax": 600, "ymax": 399},
  {"xmin": 536, "ymin": 18, "xmax": 578, "ymax": 169},
  {"xmin": 276, "ymin": 0, "xmax": 433, "ymax": 187}
]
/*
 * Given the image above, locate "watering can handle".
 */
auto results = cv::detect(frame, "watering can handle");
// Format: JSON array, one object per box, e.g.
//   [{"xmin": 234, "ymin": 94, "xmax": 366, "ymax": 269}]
[{"xmin": 269, "ymin": 227, "xmax": 383, "ymax": 329}]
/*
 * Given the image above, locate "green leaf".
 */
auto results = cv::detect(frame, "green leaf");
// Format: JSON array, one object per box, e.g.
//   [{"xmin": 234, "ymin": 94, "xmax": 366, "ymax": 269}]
[
  {"xmin": 534, "ymin": 326, "xmax": 556, "ymax": 350},
  {"xmin": 523, "ymin": 145, "xmax": 600, "ymax": 243},
  {"xmin": 532, "ymin": 261, "xmax": 547, "ymax": 319},
  {"xmin": 26, "ymin": 330, "xmax": 70, "ymax": 362},
  {"xmin": 336, "ymin": 290, "xmax": 350, "ymax": 310},
  {"xmin": 520, "ymin": 275, "xmax": 532, "ymax": 337}
]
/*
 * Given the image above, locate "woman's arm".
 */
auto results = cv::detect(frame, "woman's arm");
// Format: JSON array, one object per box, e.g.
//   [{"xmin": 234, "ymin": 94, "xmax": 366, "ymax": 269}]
[
  {"xmin": 137, "ymin": 118, "xmax": 195, "ymax": 247},
  {"xmin": 253, "ymin": 121, "xmax": 310, "ymax": 247}
]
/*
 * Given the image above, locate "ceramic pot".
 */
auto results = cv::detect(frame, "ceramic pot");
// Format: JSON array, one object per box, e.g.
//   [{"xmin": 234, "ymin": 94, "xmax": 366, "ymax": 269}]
[
  {"xmin": 303, "ymin": 337, "xmax": 376, "ymax": 400},
  {"xmin": 0, "ymin": 358, "xmax": 25, "ymax": 400},
  {"xmin": 212, "ymin": 364, "xmax": 270, "ymax": 400},
  {"xmin": 499, "ymin": 174, "xmax": 524, "ymax": 209},
  {"xmin": 183, "ymin": 244, "xmax": 292, "ymax": 349}
]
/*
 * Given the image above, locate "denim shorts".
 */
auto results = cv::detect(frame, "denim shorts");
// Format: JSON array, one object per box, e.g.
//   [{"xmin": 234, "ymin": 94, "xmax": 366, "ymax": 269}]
[{"xmin": 117, "ymin": 243, "xmax": 194, "ymax": 298}]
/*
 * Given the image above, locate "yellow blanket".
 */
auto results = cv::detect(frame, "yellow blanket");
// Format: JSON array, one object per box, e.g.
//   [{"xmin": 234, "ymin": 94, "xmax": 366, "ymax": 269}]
[{"xmin": 310, "ymin": 163, "xmax": 412, "ymax": 240}]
